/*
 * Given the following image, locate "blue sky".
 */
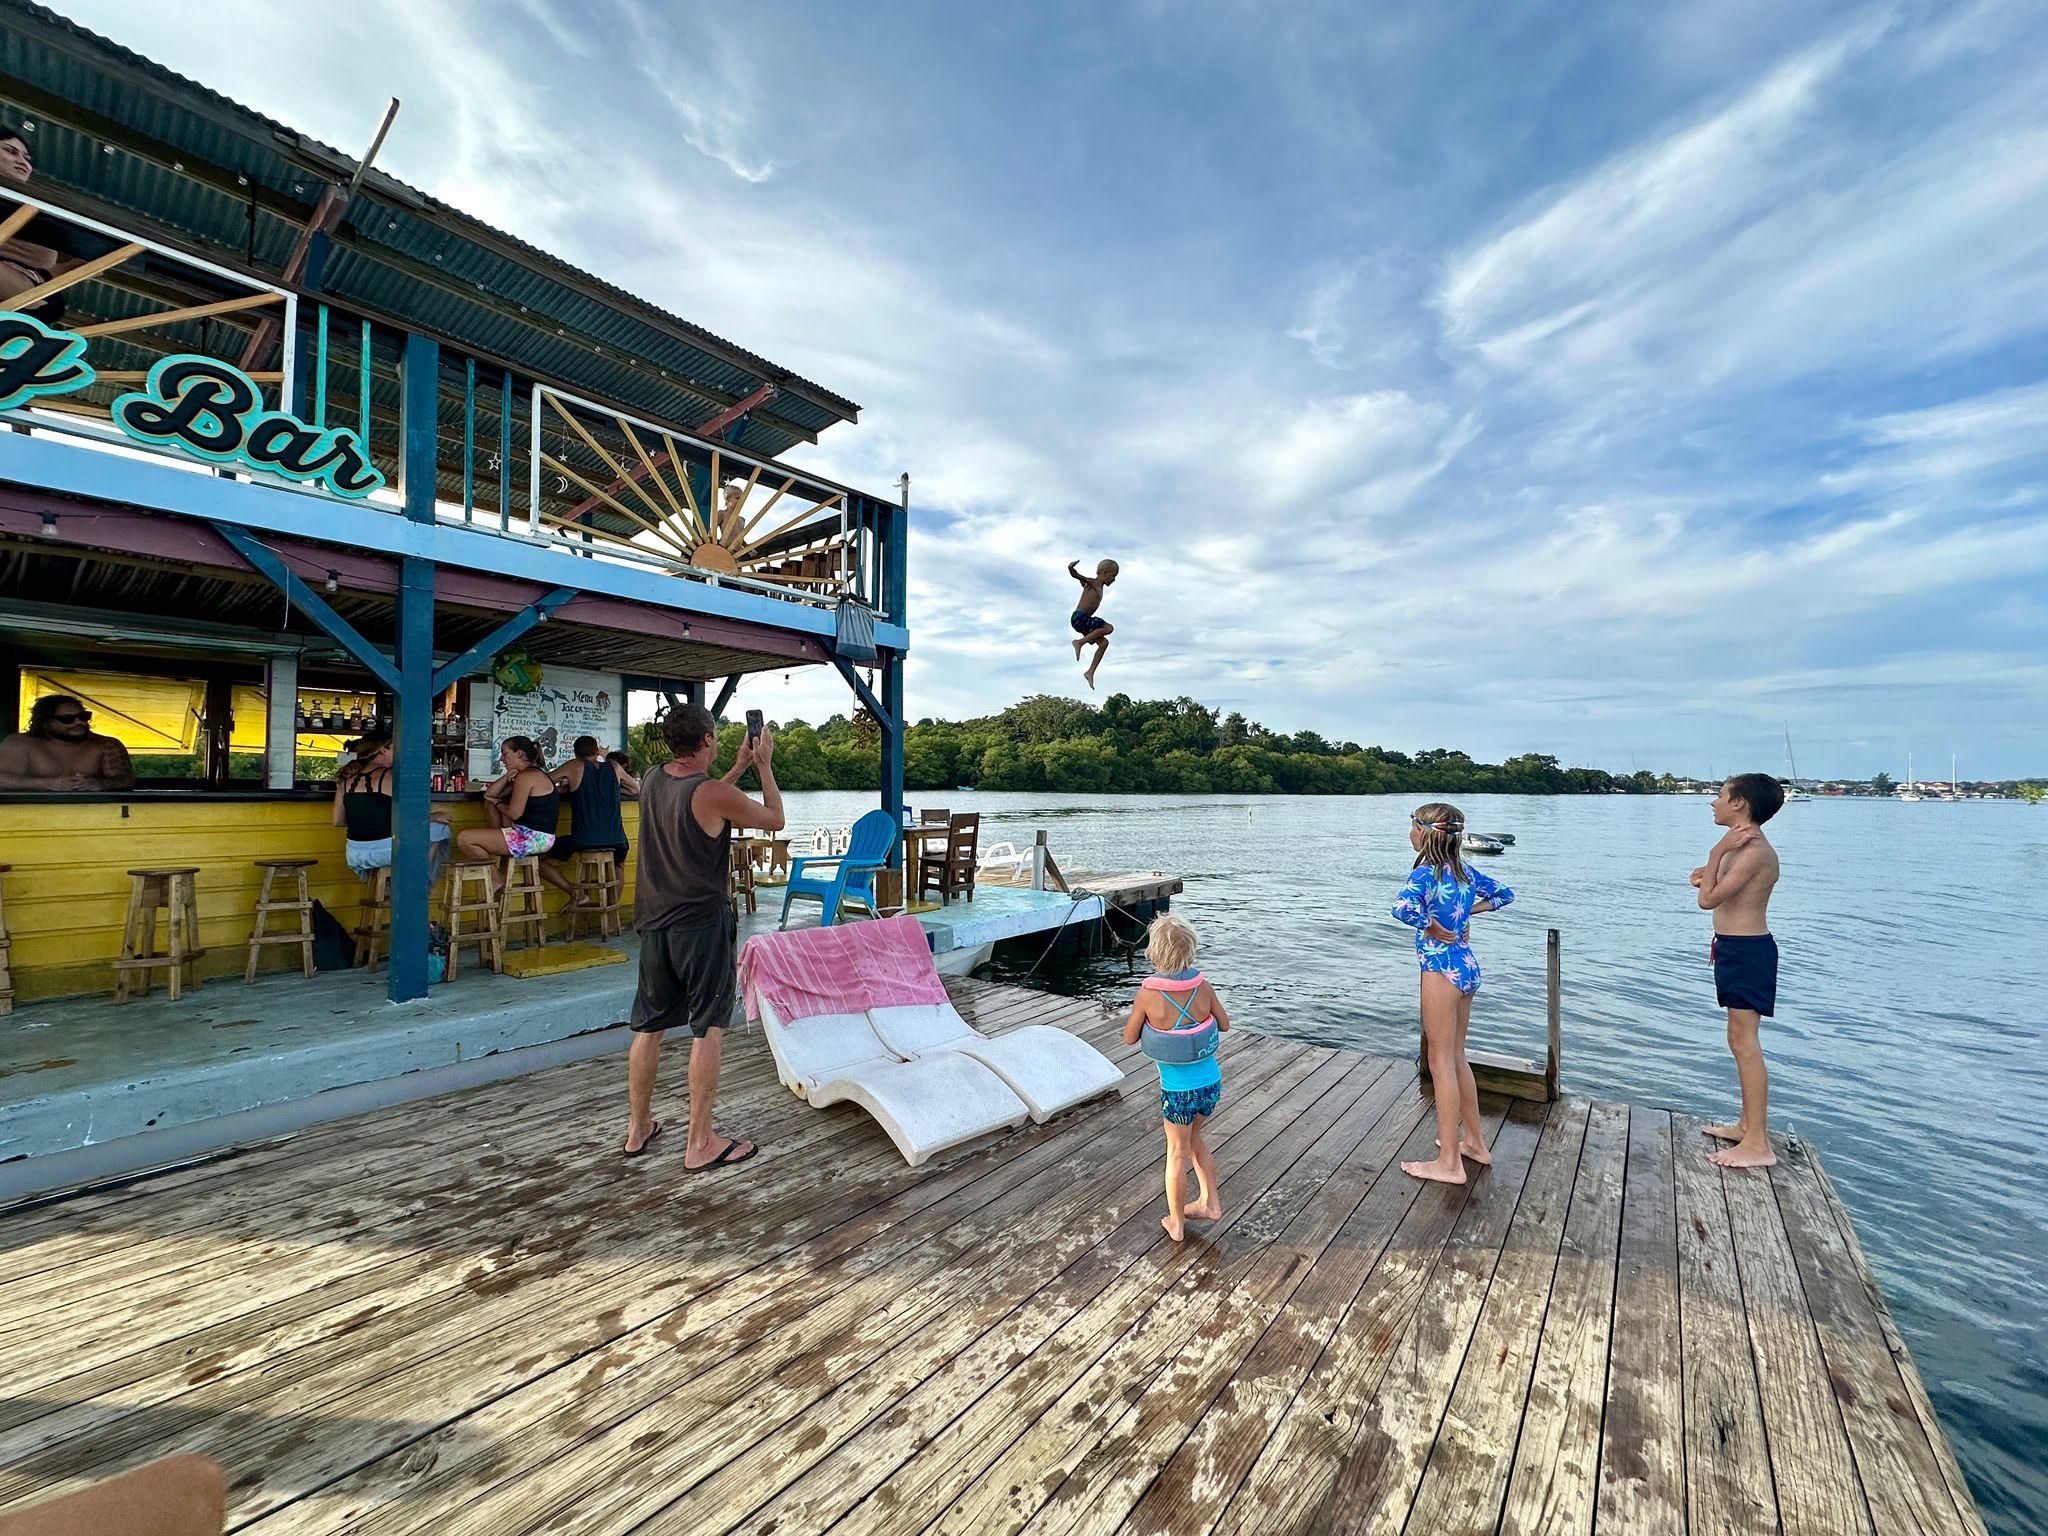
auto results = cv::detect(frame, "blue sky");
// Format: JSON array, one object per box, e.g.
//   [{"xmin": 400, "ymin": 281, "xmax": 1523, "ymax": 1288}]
[{"xmin": 65, "ymin": 0, "xmax": 2048, "ymax": 778}]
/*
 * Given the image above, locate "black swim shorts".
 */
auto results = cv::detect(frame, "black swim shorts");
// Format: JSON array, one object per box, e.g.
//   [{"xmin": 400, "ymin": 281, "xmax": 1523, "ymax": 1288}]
[
  {"xmin": 1071, "ymin": 610, "xmax": 1108, "ymax": 636},
  {"xmin": 630, "ymin": 906, "xmax": 738, "ymax": 1037},
  {"xmin": 1711, "ymin": 932, "xmax": 1778, "ymax": 1017}
]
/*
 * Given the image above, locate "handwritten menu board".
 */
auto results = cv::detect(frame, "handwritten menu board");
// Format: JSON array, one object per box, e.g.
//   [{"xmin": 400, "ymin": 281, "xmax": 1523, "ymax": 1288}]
[{"xmin": 466, "ymin": 665, "xmax": 625, "ymax": 782}]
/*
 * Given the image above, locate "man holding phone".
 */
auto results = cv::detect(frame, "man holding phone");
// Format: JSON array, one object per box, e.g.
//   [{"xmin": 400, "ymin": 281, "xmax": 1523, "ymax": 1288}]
[{"xmin": 623, "ymin": 702, "xmax": 783, "ymax": 1167}]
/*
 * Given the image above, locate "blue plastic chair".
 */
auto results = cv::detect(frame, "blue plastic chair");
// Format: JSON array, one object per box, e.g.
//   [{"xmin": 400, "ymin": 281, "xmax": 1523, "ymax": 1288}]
[{"xmin": 779, "ymin": 809, "xmax": 900, "ymax": 928}]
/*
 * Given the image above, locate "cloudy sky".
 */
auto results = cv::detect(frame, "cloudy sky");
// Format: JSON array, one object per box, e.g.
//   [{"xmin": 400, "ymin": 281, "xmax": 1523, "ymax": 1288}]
[{"xmin": 65, "ymin": 0, "xmax": 2048, "ymax": 778}]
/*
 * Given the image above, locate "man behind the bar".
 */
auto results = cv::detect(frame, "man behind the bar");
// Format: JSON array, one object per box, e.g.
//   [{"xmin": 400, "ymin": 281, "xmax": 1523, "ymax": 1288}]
[
  {"xmin": 623, "ymin": 703, "xmax": 781, "ymax": 1167},
  {"xmin": 0, "ymin": 695, "xmax": 135, "ymax": 791}
]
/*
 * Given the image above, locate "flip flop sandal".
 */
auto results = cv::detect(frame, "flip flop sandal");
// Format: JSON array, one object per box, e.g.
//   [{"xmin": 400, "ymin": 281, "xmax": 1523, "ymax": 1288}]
[
  {"xmin": 689, "ymin": 1137, "xmax": 757, "ymax": 1172},
  {"xmin": 623, "ymin": 1121, "xmax": 663, "ymax": 1158}
]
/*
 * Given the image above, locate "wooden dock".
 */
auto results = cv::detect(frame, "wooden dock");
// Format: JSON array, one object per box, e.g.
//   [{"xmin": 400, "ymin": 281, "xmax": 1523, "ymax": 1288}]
[{"xmin": 0, "ymin": 980, "xmax": 1984, "ymax": 1535}]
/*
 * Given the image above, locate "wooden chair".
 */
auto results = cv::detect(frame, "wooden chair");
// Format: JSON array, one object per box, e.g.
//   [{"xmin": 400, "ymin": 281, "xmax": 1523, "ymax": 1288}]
[
  {"xmin": 113, "ymin": 868, "xmax": 204, "ymax": 1002},
  {"xmin": 565, "ymin": 850, "xmax": 623, "ymax": 940},
  {"xmin": 246, "ymin": 858, "xmax": 316, "ymax": 981},
  {"xmin": 0, "ymin": 863, "xmax": 12, "ymax": 1016},
  {"xmin": 729, "ymin": 852, "xmax": 757, "ymax": 916},
  {"xmin": 444, "ymin": 861, "xmax": 503, "ymax": 979},
  {"xmin": 352, "ymin": 867, "xmax": 393, "ymax": 971},
  {"xmin": 500, "ymin": 855, "xmax": 548, "ymax": 951},
  {"xmin": 916, "ymin": 813, "xmax": 980, "ymax": 905}
]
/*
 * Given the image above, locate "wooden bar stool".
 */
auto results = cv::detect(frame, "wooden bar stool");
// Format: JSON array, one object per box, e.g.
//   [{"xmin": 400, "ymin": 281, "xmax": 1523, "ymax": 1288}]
[
  {"xmin": 444, "ymin": 861, "xmax": 502, "ymax": 979},
  {"xmin": 565, "ymin": 850, "xmax": 623, "ymax": 940},
  {"xmin": 246, "ymin": 858, "xmax": 317, "ymax": 981},
  {"xmin": 0, "ymin": 863, "xmax": 13, "ymax": 1016},
  {"xmin": 113, "ymin": 868, "xmax": 204, "ymax": 1003},
  {"xmin": 352, "ymin": 867, "xmax": 393, "ymax": 972},
  {"xmin": 500, "ymin": 855, "xmax": 549, "ymax": 951}
]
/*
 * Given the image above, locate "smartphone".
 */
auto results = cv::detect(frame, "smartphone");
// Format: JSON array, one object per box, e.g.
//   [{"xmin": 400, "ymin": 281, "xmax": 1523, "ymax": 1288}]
[{"xmin": 745, "ymin": 708, "xmax": 764, "ymax": 746}]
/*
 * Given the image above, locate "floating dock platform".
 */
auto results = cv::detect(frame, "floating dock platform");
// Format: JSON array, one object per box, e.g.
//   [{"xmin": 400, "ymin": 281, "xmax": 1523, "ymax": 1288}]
[{"xmin": 0, "ymin": 979, "xmax": 1986, "ymax": 1535}]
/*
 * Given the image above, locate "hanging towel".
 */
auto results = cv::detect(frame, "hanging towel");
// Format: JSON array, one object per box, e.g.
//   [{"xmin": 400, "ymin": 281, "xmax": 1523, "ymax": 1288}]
[{"xmin": 846, "ymin": 913, "xmax": 950, "ymax": 1010}]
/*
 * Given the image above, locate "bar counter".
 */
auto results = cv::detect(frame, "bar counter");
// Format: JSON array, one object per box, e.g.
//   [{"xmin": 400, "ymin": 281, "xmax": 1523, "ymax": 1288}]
[{"xmin": 0, "ymin": 792, "xmax": 642, "ymax": 1005}]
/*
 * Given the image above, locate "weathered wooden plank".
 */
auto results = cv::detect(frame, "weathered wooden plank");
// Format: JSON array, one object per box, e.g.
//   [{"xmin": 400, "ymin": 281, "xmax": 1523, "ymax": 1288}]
[
  {"xmin": 1401, "ymin": 1099, "xmax": 1593, "ymax": 1536},
  {"xmin": 1672, "ymin": 1113, "xmax": 1779, "ymax": 1536},
  {"xmin": 94, "ymin": 1045, "xmax": 1182, "ymax": 1533},
  {"xmin": 1118, "ymin": 1081, "xmax": 1435, "ymax": 1536},
  {"xmin": 687, "ymin": 1057, "xmax": 1409, "ymax": 1536},
  {"xmin": 0, "ymin": 1041, "xmax": 1174, "ymax": 1518},
  {"xmin": 1718, "ymin": 1123, "xmax": 1873, "ymax": 1536},
  {"xmin": 266, "ymin": 1036, "xmax": 1300, "ymax": 1534},
  {"xmin": 1321, "ymin": 1098, "xmax": 1566, "ymax": 1535},
  {"xmin": 917, "ymin": 1055, "xmax": 1407, "ymax": 1536},
  {"xmin": 1499, "ymin": 1099, "xmax": 1629, "ymax": 1536},
  {"xmin": 339, "ymin": 1045, "xmax": 1347, "ymax": 1536},
  {"xmin": 1019, "ymin": 1083, "xmax": 1438, "ymax": 1536},
  {"xmin": 739, "ymin": 1053, "xmax": 1380, "ymax": 1536},
  {"xmin": 1595, "ymin": 1106, "xmax": 1685, "ymax": 1536},
  {"xmin": 1775, "ymin": 1150, "xmax": 1987, "ymax": 1536},
  {"xmin": 1208, "ymin": 1102, "xmax": 1536, "ymax": 1536}
]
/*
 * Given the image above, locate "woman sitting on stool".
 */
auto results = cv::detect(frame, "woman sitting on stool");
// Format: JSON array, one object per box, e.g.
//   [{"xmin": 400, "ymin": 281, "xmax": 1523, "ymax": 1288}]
[
  {"xmin": 332, "ymin": 731, "xmax": 452, "ymax": 882},
  {"xmin": 458, "ymin": 735, "xmax": 559, "ymax": 888},
  {"xmin": 540, "ymin": 734, "xmax": 631, "ymax": 908}
]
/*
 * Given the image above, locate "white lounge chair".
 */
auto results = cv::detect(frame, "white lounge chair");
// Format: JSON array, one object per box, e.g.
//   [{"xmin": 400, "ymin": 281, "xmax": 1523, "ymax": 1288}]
[
  {"xmin": 751, "ymin": 993, "xmax": 1031, "ymax": 1166},
  {"xmin": 867, "ymin": 1001, "xmax": 1124, "ymax": 1123}
]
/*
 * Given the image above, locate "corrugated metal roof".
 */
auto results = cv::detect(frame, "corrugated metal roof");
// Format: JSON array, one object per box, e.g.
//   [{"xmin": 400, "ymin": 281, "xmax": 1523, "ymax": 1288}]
[{"xmin": 0, "ymin": 0, "xmax": 859, "ymax": 460}]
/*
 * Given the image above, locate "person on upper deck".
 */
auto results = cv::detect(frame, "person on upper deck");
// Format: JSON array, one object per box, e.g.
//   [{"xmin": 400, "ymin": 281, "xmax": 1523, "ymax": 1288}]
[
  {"xmin": 330, "ymin": 731, "xmax": 452, "ymax": 881},
  {"xmin": 459, "ymin": 736, "xmax": 559, "ymax": 884},
  {"xmin": 538, "ymin": 735, "xmax": 634, "ymax": 907},
  {"xmin": 0, "ymin": 695, "xmax": 134, "ymax": 792}
]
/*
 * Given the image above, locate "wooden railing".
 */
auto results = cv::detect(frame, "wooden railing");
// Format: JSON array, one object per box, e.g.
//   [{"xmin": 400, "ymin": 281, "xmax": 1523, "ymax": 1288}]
[{"xmin": 2, "ymin": 193, "xmax": 901, "ymax": 620}]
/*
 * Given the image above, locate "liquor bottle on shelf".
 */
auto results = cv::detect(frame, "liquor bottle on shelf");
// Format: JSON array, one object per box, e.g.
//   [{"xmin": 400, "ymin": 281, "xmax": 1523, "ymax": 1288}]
[{"xmin": 294, "ymin": 697, "xmax": 308, "ymax": 734}]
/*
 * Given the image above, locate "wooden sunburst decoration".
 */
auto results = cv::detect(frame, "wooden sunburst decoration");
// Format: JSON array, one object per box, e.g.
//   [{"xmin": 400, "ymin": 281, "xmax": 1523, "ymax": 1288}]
[{"xmin": 536, "ymin": 393, "xmax": 856, "ymax": 590}]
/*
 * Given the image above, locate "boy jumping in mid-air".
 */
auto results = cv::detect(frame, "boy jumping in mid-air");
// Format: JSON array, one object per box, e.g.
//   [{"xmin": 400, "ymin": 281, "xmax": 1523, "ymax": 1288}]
[
  {"xmin": 1691, "ymin": 772, "xmax": 1784, "ymax": 1168},
  {"xmin": 1067, "ymin": 557, "xmax": 1118, "ymax": 689}
]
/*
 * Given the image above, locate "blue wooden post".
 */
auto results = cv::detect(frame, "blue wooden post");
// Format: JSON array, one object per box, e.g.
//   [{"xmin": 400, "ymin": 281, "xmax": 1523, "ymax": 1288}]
[
  {"xmin": 881, "ymin": 475, "xmax": 908, "ymax": 858},
  {"xmin": 882, "ymin": 654, "xmax": 905, "ymax": 863},
  {"xmin": 390, "ymin": 332, "xmax": 441, "ymax": 1003}
]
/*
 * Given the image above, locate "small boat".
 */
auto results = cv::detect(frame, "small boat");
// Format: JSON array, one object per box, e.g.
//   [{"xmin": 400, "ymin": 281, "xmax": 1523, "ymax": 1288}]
[
  {"xmin": 1461, "ymin": 832, "xmax": 1509, "ymax": 855},
  {"xmin": 1783, "ymin": 727, "xmax": 1812, "ymax": 802}
]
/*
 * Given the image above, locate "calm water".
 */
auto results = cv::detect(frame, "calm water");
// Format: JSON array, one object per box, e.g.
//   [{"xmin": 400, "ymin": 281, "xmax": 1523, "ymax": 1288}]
[{"xmin": 783, "ymin": 788, "xmax": 2048, "ymax": 1535}]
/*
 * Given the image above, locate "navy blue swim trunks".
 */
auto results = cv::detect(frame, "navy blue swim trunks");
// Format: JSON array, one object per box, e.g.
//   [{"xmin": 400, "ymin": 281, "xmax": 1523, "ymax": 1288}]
[
  {"xmin": 1160, "ymin": 1082, "xmax": 1220, "ymax": 1125},
  {"xmin": 1711, "ymin": 933, "xmax": 1778, "ymax": 1017},
  {"xmin": 1071, "ymin": 610, "xmax": 1108, "ymax": 636}
]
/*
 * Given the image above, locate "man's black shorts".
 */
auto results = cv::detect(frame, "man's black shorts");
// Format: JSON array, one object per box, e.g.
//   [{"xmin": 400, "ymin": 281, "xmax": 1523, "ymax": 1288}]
[
  {"xmin": 1711, "ymin": 932, "xmax": 1778, "ymax": 1017},
  {"xmin": 630, "ymin": 907, "xmax": 738, "ymax": 1037}
]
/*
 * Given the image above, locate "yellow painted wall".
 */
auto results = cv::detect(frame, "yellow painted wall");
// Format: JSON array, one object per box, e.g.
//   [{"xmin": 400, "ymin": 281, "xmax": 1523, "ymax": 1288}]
[{"xmin": 0, "ymin": 798, "xmax": 642, "ymax": 1004}]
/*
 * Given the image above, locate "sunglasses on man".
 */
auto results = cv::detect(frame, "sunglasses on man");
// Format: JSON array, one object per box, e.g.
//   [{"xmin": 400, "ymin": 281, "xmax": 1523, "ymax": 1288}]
[{"xmin": 50, "ymin": 710, "xmax": 93, "ymax": 724}]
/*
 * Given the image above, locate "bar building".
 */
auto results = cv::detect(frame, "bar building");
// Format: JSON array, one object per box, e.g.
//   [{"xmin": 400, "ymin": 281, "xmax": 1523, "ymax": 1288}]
[{"xmin": 0, "ymin": 1, "xmax": 906, "ymax": 1164}]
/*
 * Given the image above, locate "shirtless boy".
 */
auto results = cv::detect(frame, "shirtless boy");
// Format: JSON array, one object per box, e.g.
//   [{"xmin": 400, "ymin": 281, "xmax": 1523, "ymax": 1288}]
[
  {"xmin": 1067, "ymin": 558, "xmax": 1118, "ymax": 689},
  {"xmin": 1690, "ymin": 772, "xmax": 1784, "ymax": 1168}
]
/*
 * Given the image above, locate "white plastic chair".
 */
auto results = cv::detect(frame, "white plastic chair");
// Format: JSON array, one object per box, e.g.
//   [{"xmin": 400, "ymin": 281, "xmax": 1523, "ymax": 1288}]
[
  {"xmin": 868, "ymin": 1001, "xmax": 1124, "ymax": 1123},
  {"xmin": 751, "ymin": 991, "xmax": 1030, "ymax": 1166}
]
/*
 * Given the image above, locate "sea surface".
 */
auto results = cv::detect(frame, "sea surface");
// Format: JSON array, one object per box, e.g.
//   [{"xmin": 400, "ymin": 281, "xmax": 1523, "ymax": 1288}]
[{"xmin": 778, "ymin": 788, "xmax": 2048, "ymax": 1536}]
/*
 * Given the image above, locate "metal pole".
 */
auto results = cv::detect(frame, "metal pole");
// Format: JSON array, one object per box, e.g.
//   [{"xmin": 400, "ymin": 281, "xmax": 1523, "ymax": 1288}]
[
  {"xmin": 389, "ymin": 333, "xmax": 441, "ymax": 1003},
  {"xmin": 528, "ymin": 384, "xmax": 543, "ymax": 535},
  {"xmin": 1545, "ymin": 928, "xmax": 1562, "ymax": 1101}
]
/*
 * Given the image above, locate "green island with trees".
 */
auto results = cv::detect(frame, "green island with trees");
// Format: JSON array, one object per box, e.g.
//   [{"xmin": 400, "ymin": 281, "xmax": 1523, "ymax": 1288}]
[{"xmin": 629, "ymin": 693, "xmax": 1667, "ymax": 796}]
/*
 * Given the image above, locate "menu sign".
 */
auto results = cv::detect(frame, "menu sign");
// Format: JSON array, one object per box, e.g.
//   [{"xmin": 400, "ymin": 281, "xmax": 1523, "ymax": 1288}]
[{"xmin": 466, "ymin": 664, "xmax": 624, "ymax": 782}]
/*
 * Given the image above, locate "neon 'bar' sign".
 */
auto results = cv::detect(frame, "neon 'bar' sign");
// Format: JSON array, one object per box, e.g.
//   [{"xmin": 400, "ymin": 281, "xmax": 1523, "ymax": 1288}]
[{"xmin": 0, "ymin": 312, "xmax": 386, "ymax": 499}]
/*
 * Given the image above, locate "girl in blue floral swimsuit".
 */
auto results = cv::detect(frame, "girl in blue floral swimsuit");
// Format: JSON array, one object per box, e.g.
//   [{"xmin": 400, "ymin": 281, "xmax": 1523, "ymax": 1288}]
[{"xmin": 1392, "ymin": 802, "xmax": 1514, "ymax": 1185}]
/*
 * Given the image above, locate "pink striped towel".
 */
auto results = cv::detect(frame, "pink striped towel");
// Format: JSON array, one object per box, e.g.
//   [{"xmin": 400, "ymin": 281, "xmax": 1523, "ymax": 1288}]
[
  {"xmin": 847, "ymin": 913, "xmax": 951, "ymax": 1010},
  {"xmin": 738, "ymin": 915, "xmax": 946, "ymax": 1024}
]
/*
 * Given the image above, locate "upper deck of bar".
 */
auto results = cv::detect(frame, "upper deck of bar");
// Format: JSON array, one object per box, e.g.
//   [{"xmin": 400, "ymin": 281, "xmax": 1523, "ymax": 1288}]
[
  {"xmin": 0, "ymin": 0, "xmax": 907, "ymax": 677},
  {"xmin": 0, "ymin": 979, "xmax": 1988, "ymax": 1536}
]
